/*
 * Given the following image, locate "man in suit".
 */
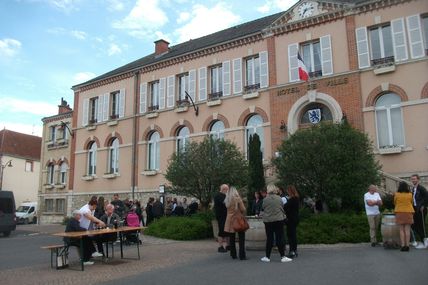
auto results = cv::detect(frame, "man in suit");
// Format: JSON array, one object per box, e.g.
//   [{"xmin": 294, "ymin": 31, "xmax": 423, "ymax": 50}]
[{"xmin": 411, "ymin": 174, "xmax": 428, "ymax": 249}]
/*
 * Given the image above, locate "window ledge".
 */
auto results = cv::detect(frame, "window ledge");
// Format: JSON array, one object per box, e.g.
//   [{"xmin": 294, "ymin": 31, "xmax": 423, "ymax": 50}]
[
  {"xmin": 86, "ymin": 125, "xmax": 97, "ymax": 131},
  {"xmin": 146, "ymin": 112, "xmax": 159, "ymax": 119},
  {"xmin": 373, "ymin": 65, "xmax": 395, "ymax": 75},
  {"xmin": 102, "ymin": 173, "xmax": 120, "ymax": 179},
  {"xmin": 54, "ymin": 184, "xmax": 66, "ymax": 189},
  {"xmin": 376, "ymin": 146, "xmax": 413, "ymax": 155},
  {"xmin": 243, "ymin": 92, "xmax": 259, "ymax": 100},
  {"xmin": 141, "ymin": 170, "xmax": 158, "ymax": 176},
  {"xmin": 107, "ymin": 120, "xmax": 118, "ymax": 126},
  {"xmin": 174, "ymin": 106, "xmax": 188, "ymax": 113},
  {"xmin": 81, "ymin": 175, "xmax": 96, "ymax": 181},
  {"xmin": 207, "ymin": 99, "xmax": 222, "ymax": 107},
  {"xmin": 44, "ymin": 184, "xmax": 54, "ymax": 189}
]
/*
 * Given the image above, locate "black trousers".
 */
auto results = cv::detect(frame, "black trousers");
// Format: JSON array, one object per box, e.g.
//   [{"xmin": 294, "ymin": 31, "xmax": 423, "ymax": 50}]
[
  {"xmin": 228, "ymin": 232, "xmax": 246, "ymax": 259},
  {"xmin": 286, "ymin": 222, "xmax": 298, "ymax": 252},
  {"xmin": 68, "ymin": 237, "xmax": 95, "ymax": 262},
  {"xmin": 412, "ymin": 208, "xmax": 427, "ymax": 241},
  {"xmin": 264, "ymin": 221, "xmax": 285, "ymax": 258}
]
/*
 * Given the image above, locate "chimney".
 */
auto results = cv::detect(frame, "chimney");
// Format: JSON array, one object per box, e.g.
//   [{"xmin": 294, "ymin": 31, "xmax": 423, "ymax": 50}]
[
  {"xmin": 58, "ymin": 97, "xmax": 72, "ymax": 114},
  {"xmin": 154, "ymin": 39, "xmax": 169, "ymax": 55}
]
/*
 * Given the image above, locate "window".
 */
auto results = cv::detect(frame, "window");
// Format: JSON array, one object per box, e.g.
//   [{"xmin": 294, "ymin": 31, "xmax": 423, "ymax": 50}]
[
  {"xmin": 49, "ymin": 126, "xmax": 56, "ymax": 141},
  {"xmin": 60, "ymin": 162, "xmax": 68, "ymax": 184},
  {"xmin": 245, "ymin": 56, "xmax": 260, "ymax": 89},
  {"xmin": 210, "ymin": 121, "xmax": 225, "ymax": 140},
  {"xmin": 369, "ymin": 24, "xmax": 394, "ymax": 64},
  {"xmin": 87, "ymin": 142, "xmax": 97, "ymax": 175},
  {"xmin": 302, "ymin": 41, "xmax": 322, "ymax": 77},
  {"xmin": 375, "ymin": 93, "xmax": 405, "ymax": 148},
  {"xmin": 176, "ymin": 127, "xmax": 190, "ymax": 152},
  {"xmin": 45, "ymin": 199, "xmax": 54, "ymax": 212},
  {"xmin": 149, "ymin": 81, "xmax": 160, "ymax": 111},
  {"xmin": 147, "ymin": 132, "xmax": 160, "ymax": 170},
  {"xmin": 110, "ymin": 91, "xmax": 120, "ymax": 119},
  {"xmin": 209, "ymin": 65, "xmax": 223, "ymax": 100},
  {"xmin": 60, "ymin": 123, "xmax": 69, "ymax": 140},
  {"xmin": 25, "ymin": 161, "xmax": 33, "ymax": 172},
  {"xmin": 47, "ymin": 163, "xmax": 55, "ymax": 185},
  {"xmin": 245, "ymin": 115, "xmax": 264, "ymax": 158},
  {"xmin": 56, "ymin": 199, "xmax": 65, "ymax": 213},
  {"xmin": 300, "ymin": 103, "xmax": 333, "ymax": 125},
  {"xmin": 178, "ymin": 73, "xmax": 189, "ymax": 102},
  {"xmin": 89, "ymin": 97, "xmax": 98, "ymax": 123},
  {"xmin": 423, "ymin": 15, "xmax": 428, "ymax": 52},
  {"xmin": 108, "ymin": 138, "xmax": 119, "ymax": 174}
]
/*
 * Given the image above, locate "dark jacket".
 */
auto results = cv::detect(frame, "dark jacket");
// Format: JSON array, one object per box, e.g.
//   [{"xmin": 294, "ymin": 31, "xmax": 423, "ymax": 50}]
[
  {"xmin": 111, "ymin": 199, "xmax": 125, "ymax": 218},
  {"xmin": 100, "ymin": 212, "xmax": 121, "ymax": 228},
  {"xmin": 251, "ymin": 198, "xmax": 263, "ymax": 216},
  {"xmin": 152, "ymin": 201, "xmax": 164, "ymax": 218},
  {"xmin": 188, "ymin": 202, "xmax": 198, "ymax": 215},
  {"xmin": 413, "ymin": 184, "xmax": 428, "ymax": 210},
  {"xmin": 214, "ymin": 192, "xmax": 227, "ymax": 220},
  {"xmin": 284, "ymin": 197, "xmax": 300, "ymax": 225},
  {"xmin": 64, "ymin": 218, "xmax": 86, "ymax": 244}
]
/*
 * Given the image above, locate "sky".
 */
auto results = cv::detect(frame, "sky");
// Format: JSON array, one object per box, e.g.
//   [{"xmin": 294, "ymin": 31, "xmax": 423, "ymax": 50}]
[{"xmin": 0, "ymin": 0, "xmax": 298, "ymax": 137}]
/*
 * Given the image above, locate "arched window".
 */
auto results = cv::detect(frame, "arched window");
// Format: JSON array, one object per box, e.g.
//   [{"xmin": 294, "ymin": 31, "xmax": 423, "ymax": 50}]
[
  {"xmin": 108, "ymin": 138, "xmax": 119, "ymax": 174},
  {"xmin": 245, "ymin": 114, "xmax": 264, "ymax": 158},
  {"xmin": 59, "ymin": 162, "xmax": 68, "ymax": 184},
  {"xmin": 210, "ymin": 120, "xmax": 225, "ymax": 140},
  {"xmin": 176, "ymin": 127, "xmax": 190, "ymax": 152},
  {"xmin": 375, "ymin": 93, "xmax": 404, "ymax": 147},
  {"xmin": 87, "ymin": 141, "xmax": 97, "ymax": 175},
  {"xmin": 47, "ymin": 163, "xmax": 55, "ymax": 185},
  {"xmin": 300, "ymin": 103, "xmax": 332, "ymax": 125},
  {"xmin": 147, "ymin": 132, "xmax": 160, "ymax": 170}
]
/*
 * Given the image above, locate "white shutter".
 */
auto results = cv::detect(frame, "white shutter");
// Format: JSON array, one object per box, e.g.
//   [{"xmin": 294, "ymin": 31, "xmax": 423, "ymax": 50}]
[
  {"xmin": 232, "ymin": 58, "xmax": 242, "ymax": 94},
  {"xmin": 320, "ymin": 35, "xmax": 333, "ymax": 76},
  {"xmin": 288, "ymin": 43, "xmax": 299, "ymax": 82},
  {"xmin": 118, "ymin": 89, "xmax": 125, "ymax": 118},
  {"xmin": 159, "ymin": 78, "xmax": 166, "ymax": 109},
  {"xmin": 188, "ymin": 69, "xmax": 196, "ymax": 102},
  {"xmin": 259, "ymin": 51, "xmax": 269, "ymax": 88},
  {"xmin": 406, "ymin": 15, "xmax": 424, "ymax": 59},
  {"xmin": 222, "ymin": 61, "xmax": 230, "ymax": 96},
  {"xmin": 97, "ymin": 95, "xmax": 103, "ymax": 122},
  {"xmin": 103, "ymin": 93, "xmax": 109, "ymax": 121},
  {"xmin": 355, "ymin": 27, "xmax": 370, "ymax": 68},
  {"xmin": 139, "ymin": 83, "xmax": 147, "ymax": 113},
  {"xmin": 167, "ymin": 75, "xmax": 175, "ymax": 108},
  {"xmin": 82, "ymin": 98, "xmax": 89, "ymax": 126},
  {"xmin": 198, "ymin": 67, "xmax": 207, "ymax": 101},
  {"xmin": 391, "ymin": 18, "xmax": 408, "ymax": 62}
]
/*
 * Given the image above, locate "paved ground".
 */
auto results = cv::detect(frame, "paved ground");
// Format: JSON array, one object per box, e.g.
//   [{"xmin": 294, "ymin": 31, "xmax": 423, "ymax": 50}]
[{"xmin": 0, "ymin": 224, "xmax": 427, "ymax": 285}]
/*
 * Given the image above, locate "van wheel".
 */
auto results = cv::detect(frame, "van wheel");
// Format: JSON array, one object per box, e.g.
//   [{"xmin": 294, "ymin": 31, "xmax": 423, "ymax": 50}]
[
  {"xmin": 32, "ymin": 217, "xmax": 37, "ymax": 224},
  {"xmin": 24, "ymin": 218, "xmax": 29, "ymax": 225},
  {"xmin": 3, "ymin": 231, "xmax": 11, "ymax": 237}
]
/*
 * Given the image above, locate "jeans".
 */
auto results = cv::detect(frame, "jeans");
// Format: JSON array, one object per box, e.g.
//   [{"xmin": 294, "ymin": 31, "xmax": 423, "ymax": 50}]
[{"xmin": 264, "ymin": 220, "xmax": 285, "ymax": 258}]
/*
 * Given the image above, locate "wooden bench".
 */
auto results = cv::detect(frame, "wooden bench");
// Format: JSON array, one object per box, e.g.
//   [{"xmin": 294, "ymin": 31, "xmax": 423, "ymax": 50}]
[{"xmin": 41, "ymin": 244, "xmax": 69, "ymax": 269}]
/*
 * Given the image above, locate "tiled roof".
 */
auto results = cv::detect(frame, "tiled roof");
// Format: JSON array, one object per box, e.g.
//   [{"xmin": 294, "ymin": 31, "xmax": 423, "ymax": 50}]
[
  {"xmin": 0, "ymin": 129, "xmax": 42, "ymax": 161},
  {"xmin": 73, "ymin": 11, "xmax": 284, "ymax": 89}
]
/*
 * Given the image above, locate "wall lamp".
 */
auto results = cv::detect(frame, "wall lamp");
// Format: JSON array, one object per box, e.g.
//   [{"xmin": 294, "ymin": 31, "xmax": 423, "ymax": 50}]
[
  {"xmin": 60, "ymin": 121, "xmax": 74, "ymax": 137},
  {"xmin": 185, "ymin": 91, "xmax": 199, "ymax": 116},
  {"xmin": 280, "ymin": 120, "xmax": 287, "ymax": 132}
]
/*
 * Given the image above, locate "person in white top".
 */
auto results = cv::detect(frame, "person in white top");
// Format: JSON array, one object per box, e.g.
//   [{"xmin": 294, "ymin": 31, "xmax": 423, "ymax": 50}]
[
  {"xmin": 79, "ymin": 199, "xmax": 106, "ymax": 257},
  {"xmin": 364, "ymin": 185, "xmax": 383, "ymax": 247}
]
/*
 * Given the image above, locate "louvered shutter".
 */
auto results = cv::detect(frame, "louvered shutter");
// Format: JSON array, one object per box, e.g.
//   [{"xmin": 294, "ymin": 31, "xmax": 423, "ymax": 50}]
[
  {"xmin": 288, "ymin": 43, "xmax": 299, "ymax": 82},
  {"xmin": 259, "ymin": 51, "xmax": 268, "ymax": 88},
  {"xmin": 233, "ymin": 58, "xmax": 242, "ymax": 94},
  {"xmin": 118, "ymin": 89, "xmax": 125, "ymax": 118},
  {"xmin": 139, "ymin": 83, "xmax": 147, "ymax": 113},
  {"xmin": 82, "ymin": 98, "xmax": 89, "ymax": 126},
  {"xmin": 406, "ymin": 15, "xmax": 424, "ymax": 59},
  {"xmin": 167, "ymin": 76, "xmax": 175, "ymax": 108},
  {"xmin": 103, "ymin": 93, "xmax": 109, "ymax": 121},
  {"xmin": 320, "ymin": 35, "xmax": 333, "ymax": 75},
  {"xmin": 198, "ymin": 67, "xmax": 207, "ymax": 101},
  {"xmin": 222, "ymin": 61, "xmax": 230, "ymax": 96},
  {"xmin": 355, "ymin": 27, "xmax": 370, "ymax": 68},
  {"xmin": 391, "ymin": 18, "xmax": 408, "ymax": 62},
  {"xmin": 97, "ymin": 95, "xmax": 103, "ymax": 122},
  {"xmin": 188, "ymin": 69, "xmax": 196, "ymax": 102},
  {"xmin": 159, "ymin": 78, "xmax": 166, "ymax": 109}
]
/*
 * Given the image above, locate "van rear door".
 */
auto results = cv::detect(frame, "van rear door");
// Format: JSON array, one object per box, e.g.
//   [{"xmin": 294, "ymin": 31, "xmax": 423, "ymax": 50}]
[{"xmin": 0, "ymin": 191, "xmax": 17, "ymax": 236}]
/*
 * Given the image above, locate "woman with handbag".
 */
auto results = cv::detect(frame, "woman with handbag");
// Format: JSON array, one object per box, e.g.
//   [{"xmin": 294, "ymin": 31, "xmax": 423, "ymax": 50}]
[
  {"xmin": 260, "ymin": 185, "xmax": 292, "ymax": 263},
  {"xmin": 284, "ymin": 185, "xmax": 300, "ymax": 258},
  {"xmin": 224, "ymin": 186, "xmax": 247, "ymax": 260}
]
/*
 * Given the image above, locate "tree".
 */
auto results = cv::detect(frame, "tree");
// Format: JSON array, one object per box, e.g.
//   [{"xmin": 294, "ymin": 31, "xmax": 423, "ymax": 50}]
[
  {"xmin": 165, "ymin": 136, "xmax": 248, "ymax": 210},
  {"xmin": 273, "ymin": 122, "xmax": 380, "ymax": 212},
  {"xmin": 247, "ymin": 133, "xmax": 265, "ymax": 214}
]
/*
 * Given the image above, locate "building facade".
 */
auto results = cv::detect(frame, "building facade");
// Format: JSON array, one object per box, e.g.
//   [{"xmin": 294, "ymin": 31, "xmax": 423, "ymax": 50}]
[{"xmin": 64, "ymin": 0, "xmax": 427, "ymax": 214}]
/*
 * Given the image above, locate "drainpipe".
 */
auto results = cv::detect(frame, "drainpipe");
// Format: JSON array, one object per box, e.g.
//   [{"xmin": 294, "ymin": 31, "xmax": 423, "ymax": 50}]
[{"xmin": 131, "ymin": 71, "xmax": 140, "ymax": 200}]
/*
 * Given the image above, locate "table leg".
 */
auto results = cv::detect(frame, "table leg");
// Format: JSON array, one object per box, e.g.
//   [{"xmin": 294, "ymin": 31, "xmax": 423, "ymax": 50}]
[
  {"xmin": 120, "ymin": 232, "xmax": 123, "ymax": 259},
  {"xmin": 80, "ymin": 238, "xmax": 84, "ymax": 271}
]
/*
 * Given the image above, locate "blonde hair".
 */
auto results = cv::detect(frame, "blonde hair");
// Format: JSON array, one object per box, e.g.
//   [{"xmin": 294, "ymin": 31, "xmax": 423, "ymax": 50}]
[
  {"xmin": 266, "ymin": 184, "xmax": 279, "ymax": 194},
  {"xmin": 224, "ymin": 186, "xmax": 240, "ymax": 208}
]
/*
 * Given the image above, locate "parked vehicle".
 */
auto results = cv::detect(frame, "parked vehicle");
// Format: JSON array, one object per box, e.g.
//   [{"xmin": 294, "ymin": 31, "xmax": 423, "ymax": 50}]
[
  {"xmin": 0, "ymin": 191, "xmax": 16, "ymax": 237},
  {"xmin": 16, "ymin": 202, "xmax": 37, "ymax": 224}
]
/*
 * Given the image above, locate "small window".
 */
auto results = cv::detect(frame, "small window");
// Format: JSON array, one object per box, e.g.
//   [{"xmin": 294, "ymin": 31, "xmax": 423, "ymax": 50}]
[
  {"xmin": 375, "ymin": 93, "xmax": 405, "ymax": 148},
  {"xmin": 87, "ymin": 142, "xmax": 97, "ymax": 175},
  {"xmin": 45, "ymin": 199, "xmax": 54, "ymax": 212},
  {"xmin": 25, "ymin": 161, "xmax": 33, "ymax": 172},
  {"xmin": 423, "ymin": 15, "xmax": 428, "ymax": 52},
  {"xmin": 210, "ymin": 120, "xmax": 225, "ymax": 140},
  {"xmin": 147, "ymin": 132, "xmax": 160, "ymax": 170},
  {"xmin": 47, "ymin": 163, "xmax": 55, "ymax": 185},
  {"xmin": 110, "ymin": 91, "xmax": 120, "ymax": 119},
  {"xmin": 149, "ymin": 81, "xmax": 160, "ymax": 111},
  {"xmin": 178, "ymin": 73, "xmax": 189, "ymax": 103},
  {"xmin": 56, "ymin": 199, "xmax": 65, "ymax": 213},
  {"xmin": 89, "ymin": 97, "xmax": 98, "ymax": 123},
  {"xmin": 369, "ymin": 24, "xmax": 394, "ymax": 65},
  {"xmin": 49, "ymin": 126, "xmax": 56, "ymax": 141},
  {"xmin": 108, "ymin": 138, "xmax": 119, "ymax": 174},
  {"xmin": 301, "ymin": 41, "xmax": 322, "ymax": 77},
  {"xmin": 61, "ymin": 123, "xmax": 69, "ymax": 140},
  {"xmin": 60, "ymin": 162, "xmax": 68, "ymax": 184},
  {"xmin": 245, "ymin": 114, "xmax": 264, "ymax": 159},
  {"xmin": 245, "ymin": 56, "xmax": 260, "ymax": 90},
  {"xmin": 176, "ymin": 127, "xmax": 190, "ymax": 152},
  {"xmin": 209, "ymin": 65, "xmax": 223, "ymax": 100}
]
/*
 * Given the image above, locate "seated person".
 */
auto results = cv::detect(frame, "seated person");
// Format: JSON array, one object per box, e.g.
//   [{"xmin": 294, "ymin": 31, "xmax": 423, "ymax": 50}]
[
  {"xmin": 100, "ymin": 204, "xmax": 120, "ymax": 242},
  {"xmin": 64, "ymin": 210, "xmax": 96, "ymax": 265}
]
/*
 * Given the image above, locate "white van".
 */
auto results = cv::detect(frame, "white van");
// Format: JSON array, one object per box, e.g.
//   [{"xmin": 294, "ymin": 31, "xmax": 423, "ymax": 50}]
[{"xmin": 16, "ymin": 202, "xmax": 37, "ymax": 224}]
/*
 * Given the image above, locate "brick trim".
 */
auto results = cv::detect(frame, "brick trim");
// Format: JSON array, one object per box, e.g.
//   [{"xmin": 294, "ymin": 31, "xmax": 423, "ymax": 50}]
[
  {"xmin": 421, "ymin": 82, "xmax": 428, "ymax": 99},
  {"xmin": 104, "ymin": 132, "xmax": 124, "ymax": 147},
  {"xmin": 169, "ymin": 120, "xmax": 195, "ymax": 137},
  {"xmin": 83, "ymin": 136, "xmax": 101, "ymax": 150},
  {"xmin": 202, "ymin": 114, "xmax": 230, "ymax": 132},
  {"xmin": 142, "ymin": 124, "xmax": 164, "ymax": 140},
  {"xmin": 45, "ymin": 159, "xmax": 57, "ymax": 167},
  {"xmin": 237, "ymin": 107, "xmax": 269, "ymax": 126},
  {"xmin": 366, "ymin": 84, "xmax": 408, "ymax": 107},
  {"xmin": 57, "ymin": 157, "xmax": 69, "ymax": 166}
]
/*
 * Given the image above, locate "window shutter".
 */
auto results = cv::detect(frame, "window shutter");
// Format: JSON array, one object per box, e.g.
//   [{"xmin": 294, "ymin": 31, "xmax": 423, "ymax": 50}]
[
  {"xmin": 391, "ymin": 18, "xmax": 408, "ymax": 62},
  {"xmin": 97, "ymin": 95, "xmax": 103, "ymax": 122},
  {"xmin": 355, "ymin": 27, "xmax": 370, "ymax": 68},
  {"xmin": 167, "ymin": 75, "xmax": 175, "ymax": 108},
  {"xmin": 188, "ymin": 69, "xmax": 196, "ymax": 102},
  {"xmin": 103, "ymin": 93, "xmax": 109, "ymax": 121},
  {"xmin": 259, "ymin": 51, "xmax": 269, "ymax": 88},
  {"xmin": 118, "ymin": 89, "xmax": 125, "ymax": 118},
  {"xmin": 406, "ymin": 15, "xmax": 424, "ymax": 59},
  {"xmin": 320, "ymin": 35, "xmax": 333, "ymax": 75},
  {"xmin": 198, "ymin": 67, "xmax": 207, "ymax": 101},
  {"xmin": 232, "ymin": 58, "xmax": 242, "ymax": 94},
  {"xmin": 222, "ymin": 61, "xmax": 230, "ymax": 96},
  {"xmin": 288, "ymin": 43, "xmax": 299, "ymax": 82},
  {"xmin": 139, "ymin": 83, "xmax": 147, "ymax": 113},
  {"xmin": 82, "ymin": 98, "xmax": 89, "ymax": 126},
  {"xmin": 159, "ymin": 78, "xmax": 166, "ymax": 109}
]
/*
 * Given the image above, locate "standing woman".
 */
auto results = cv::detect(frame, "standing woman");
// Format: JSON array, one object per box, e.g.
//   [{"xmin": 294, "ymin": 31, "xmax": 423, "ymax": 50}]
[
  {"xmin": 284, "ymin": 185, "xmax": 300, "ymax": 258},
  {"xmin": 146, "ymin": 197, "xmax": 154, "ymax": 226},
  {"xmin": 94, "ymin": 196, "xmax": 105, "ymax": 219},
  {"xmin": 394, "ymin": 181, "xmax": 415, "ymax": 251},
  {"xmin": 224, "ymin": 186, "xmax": 247, "ymax": 260},
  {"xmin": 260, "ymin": 185, "xmax": 292, "ymax": 263}
]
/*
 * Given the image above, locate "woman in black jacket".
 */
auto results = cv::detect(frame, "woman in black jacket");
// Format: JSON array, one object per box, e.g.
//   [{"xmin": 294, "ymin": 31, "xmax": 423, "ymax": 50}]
[{"xmin": 283, "ymin": 185, "xmax": 300, "ymax": 259}]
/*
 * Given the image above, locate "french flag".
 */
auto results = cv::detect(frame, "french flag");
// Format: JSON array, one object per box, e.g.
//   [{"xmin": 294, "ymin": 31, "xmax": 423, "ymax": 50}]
[{"xmin": 297, "ymin": 52, "xmax": 309, "ymax": 82}]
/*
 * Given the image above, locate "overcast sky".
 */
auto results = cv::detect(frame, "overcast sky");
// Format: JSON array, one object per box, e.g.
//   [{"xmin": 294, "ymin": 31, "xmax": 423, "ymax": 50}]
[{"xmin": 0, "ymin": 0, "xmax": 298, "ymax": 136}]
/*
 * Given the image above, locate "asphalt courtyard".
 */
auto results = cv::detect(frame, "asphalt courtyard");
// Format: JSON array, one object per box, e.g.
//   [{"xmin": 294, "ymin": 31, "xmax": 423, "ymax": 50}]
[{"xmin": 0, "ymin": 224, "xmax": 427, "ymax": 285}]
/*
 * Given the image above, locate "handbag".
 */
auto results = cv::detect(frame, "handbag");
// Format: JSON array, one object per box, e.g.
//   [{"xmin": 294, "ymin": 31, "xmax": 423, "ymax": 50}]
[{"xmin": 231, "ymin": 211, "xmax": 249, "ymax": 232}]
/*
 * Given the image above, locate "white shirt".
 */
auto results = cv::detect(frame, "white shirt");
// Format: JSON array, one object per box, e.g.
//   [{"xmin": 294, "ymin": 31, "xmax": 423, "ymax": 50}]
[
  {"xmin": 364, "ymin": 192, "xmax": 381, "ymax": 216},
  {"xmin": 79, "ymin": 204, "xmax": 92, "ymax": 230}
]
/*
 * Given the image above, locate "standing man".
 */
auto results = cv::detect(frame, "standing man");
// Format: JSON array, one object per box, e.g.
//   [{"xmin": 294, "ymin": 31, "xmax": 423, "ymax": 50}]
[
  {"xmin": 364, "ymin": 185, "xmax": 383, "ymax": 247},
  {"xmin": 410, "ymin": 174, "xmax": 428, "ymax": 249},
  {"xmin": 214, "ymin": 184, "xmax": 229, "ymax": 252},
  {"xmin": 152, "ymin": 198, "xmax": 164, "ymax": 220},
  {"xmin": 111, "ymin": 194, "xmax": 125, "ymax": 219}
]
